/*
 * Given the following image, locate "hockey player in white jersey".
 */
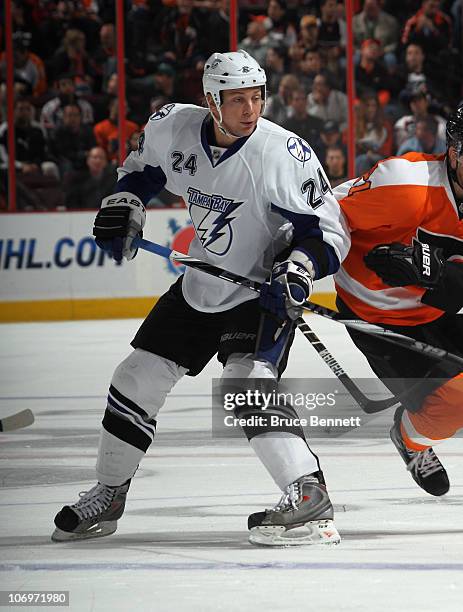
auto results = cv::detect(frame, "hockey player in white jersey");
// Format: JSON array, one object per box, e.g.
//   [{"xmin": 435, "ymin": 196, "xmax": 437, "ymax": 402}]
[{"xmin": 52, "ymin": 50, "xmax": 349, "ymax": 546}]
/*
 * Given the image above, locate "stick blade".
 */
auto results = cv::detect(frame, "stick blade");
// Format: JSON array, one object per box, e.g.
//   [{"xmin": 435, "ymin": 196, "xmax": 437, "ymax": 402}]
[{"xmin": 0, "ymin": 409, "xmax": 35, "ymax": 432}]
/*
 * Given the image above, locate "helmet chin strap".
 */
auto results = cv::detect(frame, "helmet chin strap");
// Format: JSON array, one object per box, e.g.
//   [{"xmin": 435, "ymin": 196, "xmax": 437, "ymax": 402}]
[{"xmin": 209, "ymin": 104, "xmax": 242, "ymax": 141}]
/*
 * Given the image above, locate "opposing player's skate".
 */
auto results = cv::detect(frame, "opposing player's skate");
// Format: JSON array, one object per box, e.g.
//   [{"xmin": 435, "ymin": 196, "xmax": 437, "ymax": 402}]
[
  {"xmin": 52, "ymin": 480, "xmax": 130, "ymax": 541},
  {"xmin": 390, "ymin": 419, "xmax": 449, "ymax": 496},
  {"xmin": 248, "ymin": 474, "xmax": 341, "ymax": 546}
]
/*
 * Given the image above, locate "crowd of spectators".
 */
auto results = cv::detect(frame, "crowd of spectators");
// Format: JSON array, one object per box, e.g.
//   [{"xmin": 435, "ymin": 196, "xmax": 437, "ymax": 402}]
[{"xmin": 0, "ymin": 0, "xmax": 462, "ymax": 211}]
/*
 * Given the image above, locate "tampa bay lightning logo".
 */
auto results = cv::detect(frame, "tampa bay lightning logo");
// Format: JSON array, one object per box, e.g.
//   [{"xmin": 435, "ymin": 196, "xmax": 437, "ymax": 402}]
[
  {"xmin": 287, "ymin": 137, "xmax": 312, "ymax": 164},
  {"xmin": 187, "ymin": 187, "xmax": 243, "ymax": 255},
  {"xmin": 149, "ymin": 103, "xmax": 175, "ymax": 121}
]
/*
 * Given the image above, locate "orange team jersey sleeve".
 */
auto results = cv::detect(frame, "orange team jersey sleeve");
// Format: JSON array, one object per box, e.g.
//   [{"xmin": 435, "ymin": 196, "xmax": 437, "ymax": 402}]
[{"xmin": 333, "ymin": 153, "xmax": 459, "ymax": 325}]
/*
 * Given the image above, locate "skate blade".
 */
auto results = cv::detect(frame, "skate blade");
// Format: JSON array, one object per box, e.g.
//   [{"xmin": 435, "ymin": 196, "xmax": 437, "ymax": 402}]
[
  {"xmin": 249, "ymin": 519, "xmax": 341, "ymax": 547},
  {"xmin": 51, "ymin": 521, "xmax": 117, "ymax": 542}
]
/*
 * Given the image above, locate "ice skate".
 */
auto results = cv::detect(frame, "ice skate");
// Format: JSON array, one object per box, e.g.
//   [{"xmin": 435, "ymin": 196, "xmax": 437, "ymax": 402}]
[
  {"xmin": 52, "ymin": 480, "xmax": 130, "ymax": 541},
  {"xmin": 390, "ymin": 419, "xmax": 449, "ymax": 496},
  {"xmin": 248, "ymin": 474, "xmax": 341, "ymax": 546}
]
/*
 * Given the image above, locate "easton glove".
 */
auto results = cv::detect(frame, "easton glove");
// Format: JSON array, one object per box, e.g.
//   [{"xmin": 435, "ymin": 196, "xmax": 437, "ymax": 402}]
[
  {"xmin": 260, "ymin": 255, "xmax": 314, "ymax": 321},
  {"xmin": 364, "ymin": 240, "xmax": 445, "ymax": 289},
  {"xmin": 93, "ymin": 192, "xmax": 146, "ymax": 262}
]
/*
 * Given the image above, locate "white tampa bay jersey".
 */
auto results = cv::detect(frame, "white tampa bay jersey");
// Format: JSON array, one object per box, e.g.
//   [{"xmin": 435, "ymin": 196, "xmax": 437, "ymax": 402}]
[{"xmin": 117, "ymin": 103, "xmax": 350, "ymax": 312}]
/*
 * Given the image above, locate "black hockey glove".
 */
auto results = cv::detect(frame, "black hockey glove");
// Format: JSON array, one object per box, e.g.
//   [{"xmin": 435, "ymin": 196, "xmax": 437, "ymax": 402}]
[
  {"xmin": 260, "ymin": 257, "xmax": 314, "ymax": 321},
  {"xmin": 364, "ymin": 241, "xmax": 445, "ymax": 289},
  {"xmin": 93, "ymin": 192, "xmax": 146, "ymax": 263}
]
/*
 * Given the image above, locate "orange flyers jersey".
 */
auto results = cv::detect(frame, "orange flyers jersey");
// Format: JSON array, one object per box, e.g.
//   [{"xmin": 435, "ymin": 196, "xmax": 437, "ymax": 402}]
[{"xmin": 334, "ymin": 152, "xmax": 463, "ymax": 326}]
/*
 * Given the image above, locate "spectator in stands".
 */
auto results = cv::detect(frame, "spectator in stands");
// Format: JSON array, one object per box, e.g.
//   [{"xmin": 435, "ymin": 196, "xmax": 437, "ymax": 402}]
[
  {"xmin": 92, "ymin": 72, "xmax": 118, "ymax": 123},
  {"xmin": 282, "ymin": 87, "xmax": 324, "ymax": 144},
  {"xmin": 315, "ymin": 119, "xmax": 344, "ymax": 163},
  {"xmin": 355, "ymin": 92, "xmax": 393, "ymax": 174},
  {"xmin": 324, "ymin": 144, "xmax": 348, "ymax": 187},
  {"xmin": 266, "ymin": 0, "xmax": 297, "ymax": 48},
  {"xmin": 263, "ymin": 46, "xmax": 287, "ymax": 95},
  {"xmin": 353, "ymin": 0, "xmax": 399, "ymax": 71},
  {"xmin": 40, "ymin": 74, "xmax": 94, "ymax": 132},
  {"xmin": 240, "ymin": 16, "xmax": 272, "ymax": 67},
  {"xmin": 394, "ymin": 86, "xmax": 446, "ymax": 149},
  {"xmin": 318, "ymin": 0, "xmax": 346, "ymax": 51},
  {"xmin": 396, "ymin": 114, "xmax": 446, "ymax": 155},
  {"xmin": 0, "ymin": 98, "xmax": 50, "ymax": 175},
  {"xmin": 160, "ymin": 0, "xmax": 210, "ymax": 67},
  {"xmin": 401, "ymin": 0, "xmax": 452, "ymax": 57},
  {"xmin": 264, "ymin": 73, "xmax": 299, "ymax": 125},
  {"xmin": 51, "ymin": 28, "xmax": 97, "ymax": 92},
  {"xmin": 300, "ymin": 14, "xmax": 320, "ymax": 49},
  {"xmin": 355, "ymin": 38, "xmax": 397, "ymax": 102},
  {"xmin": 288, "ymin": 14, "xmax": 318, "ymax": 71},
  {"xmin": 94, "ymin": 98, "xmax": 139, "ymax": 162},
  {"xmin": 7, "ymin": 31, "xmax": 47, "ymax": 98},
  {"xmin": 128, "ymin": 62, "xmax": 177, "ymax": 124},
  {"xmin": 49, "ymin": 103, "xmax": 96, "ymax": 177},
  {"xmin": 203, "ymin": 0, "xmax": 230, "ymax": 56},
  {"xmin": 93, "ymin": 23, "xmax": 116, "ymax": 93},
  {"xmin": 317, "ymin": 0, "xmax": 345, "ymax": 78},
  {"xmin": 307, "ymin": 72, "xmax": 348, "ymax": 130},
  {"xmin": 64, "ymin": 146, "xmax": 117, "ymax": 209},
  {"xmin": 296, "ymin": 48, "xmax": 324, "ymax": 93},
  {"xmin": 396, "ymin": 43, "xmax": 433, "ymax": 100},
  {"xmin": 0, "ymin": 97, "xmax": 63, "ymax": 209}
]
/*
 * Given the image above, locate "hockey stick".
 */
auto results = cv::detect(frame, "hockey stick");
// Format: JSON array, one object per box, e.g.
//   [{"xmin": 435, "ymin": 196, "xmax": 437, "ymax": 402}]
[
  {"xmin": 294, "ymin": 318, "xmax": 407, "ymax": 413},
  {"xmin": 134, "ymin": 237, "xmax": 463, "ymax": 411},
  {"xmin": 0, "ymin": 409, "xmax": 34, "ymax": 432}
]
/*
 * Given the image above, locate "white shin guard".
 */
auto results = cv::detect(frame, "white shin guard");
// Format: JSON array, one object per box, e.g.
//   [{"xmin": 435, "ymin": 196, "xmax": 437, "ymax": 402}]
[
  {"xmin": 250, "ymin": 433, "xmax": 319, "ymax": 491},
  {"xmin": 96, "ymin": 428, "xmax": 145, "ymax": 486},
  {"xmin": 222, "ymin": 353, "xmax": 320, "ymax": 491},
  {"xmin": 97, "ymin": 349, "xmax": 187, "ymax": 485}
]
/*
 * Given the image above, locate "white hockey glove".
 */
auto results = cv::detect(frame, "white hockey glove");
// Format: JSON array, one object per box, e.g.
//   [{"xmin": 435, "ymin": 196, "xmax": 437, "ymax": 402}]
[
  {"xmin": 93, "ymin": 192, "xmax": 146, "ymax": 262},
  {"xmin": 260, "ymin": 251, "xmax": 314, "ymax": 321}
]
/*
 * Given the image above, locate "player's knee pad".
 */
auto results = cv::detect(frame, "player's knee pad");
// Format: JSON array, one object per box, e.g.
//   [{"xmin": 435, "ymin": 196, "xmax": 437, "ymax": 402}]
[
  {"xmin": 110, "ymin": 348, "xmax": 187, "ymax": 419},
  {"xmin": 220, "ymin": 353, "xmax": 304, "ymax": 441},
  {"xmin": 103, "ymin": 349, "xmax": 187, "ymax": 452}
]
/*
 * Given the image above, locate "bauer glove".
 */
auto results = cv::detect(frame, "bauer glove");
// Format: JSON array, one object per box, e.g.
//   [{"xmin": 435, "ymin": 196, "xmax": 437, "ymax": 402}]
[
  {"xmin": 93, "ymin": 192, "xmax": 146, "ymax": 262},
  {"xmin": 364, "ymin": 240, "xmax": 445, "ymax": 289},
  {"xmin": 260, "ymin": 254, "xmax": 314, "ymax": 321}
]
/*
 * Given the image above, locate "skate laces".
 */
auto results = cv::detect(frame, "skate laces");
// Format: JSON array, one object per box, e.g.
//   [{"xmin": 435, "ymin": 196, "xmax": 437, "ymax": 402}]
[
  {"xmin": 407, "ymin": 448, "xmax": 442, "ymax": 478},
  {"xmin": 272, "ymin": 481, "xmax": 301, "ymax": 512},
  {"xmin": 72, "ymin": 483, "xmax": 117, "ymax": 520}
]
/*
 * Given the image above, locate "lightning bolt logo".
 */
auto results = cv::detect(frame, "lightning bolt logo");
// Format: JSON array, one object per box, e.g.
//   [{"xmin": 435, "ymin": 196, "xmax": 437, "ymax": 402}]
[
  {"xmin": 188, "ymin": 189, "xmax": 244, "ymax": 256},
  {"xmin": 200, "ymin": 200, "xmax": 243, "ymax": 249}
]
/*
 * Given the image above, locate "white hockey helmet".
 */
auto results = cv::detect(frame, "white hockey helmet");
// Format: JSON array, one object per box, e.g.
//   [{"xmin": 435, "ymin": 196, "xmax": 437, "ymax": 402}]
[{"xmin": 203, "ymin": 50, "xmax": 267, "ymax": 118}]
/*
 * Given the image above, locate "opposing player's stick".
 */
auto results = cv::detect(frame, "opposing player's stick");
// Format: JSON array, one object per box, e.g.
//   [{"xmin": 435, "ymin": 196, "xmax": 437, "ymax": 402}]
[
  {"xmin": 0, "ymin": 409, "xmax": 34, "ymax": 432},
  {"xmin": 134, "ymin": 237, "xmax": 463, "ymax": 412}
]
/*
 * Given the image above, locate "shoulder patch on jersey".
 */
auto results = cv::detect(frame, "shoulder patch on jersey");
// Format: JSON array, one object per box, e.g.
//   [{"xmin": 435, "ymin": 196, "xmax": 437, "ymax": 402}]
[
  {"xmin": 287, "ymin": 137, "xmax": 312, "ymax": 164},
  {"xmin": 149, "ymin": 103, "xmax": 175, "ymax": 121}
]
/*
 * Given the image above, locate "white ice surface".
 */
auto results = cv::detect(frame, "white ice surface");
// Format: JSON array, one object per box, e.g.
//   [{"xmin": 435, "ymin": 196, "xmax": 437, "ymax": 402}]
[{"xmin": 1, "ymin": 315, "xmax": 462, "ymax": 612}]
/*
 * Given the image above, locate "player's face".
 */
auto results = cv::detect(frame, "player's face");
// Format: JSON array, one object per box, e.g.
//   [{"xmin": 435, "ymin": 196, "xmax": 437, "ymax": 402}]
[{"xmin": 219, "ymin": 87, "xmax": 263, "ymax": 137}]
